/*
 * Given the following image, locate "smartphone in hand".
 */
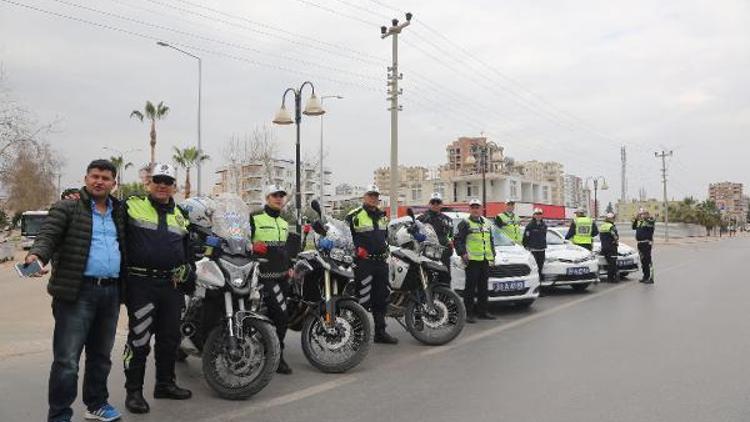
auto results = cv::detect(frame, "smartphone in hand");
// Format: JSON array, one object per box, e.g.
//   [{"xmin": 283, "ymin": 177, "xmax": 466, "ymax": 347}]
[{"xmin": 15, "ymin": 260, "xmax": 43, "ymax": 277}]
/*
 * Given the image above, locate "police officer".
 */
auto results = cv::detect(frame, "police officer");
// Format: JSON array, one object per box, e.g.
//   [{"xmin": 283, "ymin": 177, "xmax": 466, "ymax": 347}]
[
  {"xmin": 632, "ymin": 208, "xmax": 655, "ymax": 284},
  {"xmin": 454, "ymin": 199, "xmax": 497, "ymax": 324},
  {"xmin": 495, "ymin": 200, "xmax": 522, "ymax": 244},
  {"xmin": 346, "ymin": 184, "xmax": 398, "ymax": 344},
  {"xmin": 565, "ymin": 208, "xmax": 598, "ymax": 250},
  {"xmin": 523, "ymin": 208, "xmax": 547, "ymax": 283},
  {"xmin": 416, "ymin": 192, "xmax": 454, "ymax": 286},
  {"xmin": 250, "ymin": 185, "xmax": 293, "ymax": 374},
  {"xmin": 599, "ymin": 212, "xmax": 620, "ymax": 283},
  {"xmin": 123, "ymin": 163, "xmax": 193, "ymax": 414}
]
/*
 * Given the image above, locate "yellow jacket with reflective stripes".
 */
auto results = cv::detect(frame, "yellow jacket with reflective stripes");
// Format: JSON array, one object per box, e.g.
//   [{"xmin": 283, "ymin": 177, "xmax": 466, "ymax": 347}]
[{"xmin": 125, "ymin": 196, "xmax": 189, "ymax": 272}]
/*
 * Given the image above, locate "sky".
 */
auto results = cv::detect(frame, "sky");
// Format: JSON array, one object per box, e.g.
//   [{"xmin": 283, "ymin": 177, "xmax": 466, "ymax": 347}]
[{"xmin": 0, "ymin": 0, "xmax": 748, "ymax": 206}]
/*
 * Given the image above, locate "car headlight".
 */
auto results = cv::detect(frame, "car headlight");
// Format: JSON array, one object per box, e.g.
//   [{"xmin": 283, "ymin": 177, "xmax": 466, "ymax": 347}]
[
  {"xmin": 546, "ymin": 256, "xmax": 561, "ymax": 263},
  {"xmin": 528, "ymin": 257, "xmax": 538, "ymax": 269}
]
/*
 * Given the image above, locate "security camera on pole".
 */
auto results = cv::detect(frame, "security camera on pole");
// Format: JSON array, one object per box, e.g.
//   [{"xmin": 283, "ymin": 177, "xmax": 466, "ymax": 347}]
[{"xmin": 380, "ymin": 12, "xmax": 412, "ymax": 218}]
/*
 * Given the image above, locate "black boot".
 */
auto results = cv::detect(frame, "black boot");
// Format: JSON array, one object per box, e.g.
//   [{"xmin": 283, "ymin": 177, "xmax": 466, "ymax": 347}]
[
  {"xmin": 466, "ymin": 313, "xmax": 477, "ymax": 324},
  {"xmin": 125, "ymin": 390, "xmax": 150, "ymax": 414},
  {"xmin": 374, "ymin": 330, "xmax": 399, "ymax": 344},
  {"xmin": 477, "ymin": 313, "xmax": 496, "ymax": 320},
  {"xmin": 276, "ymin": 355, "xmax": 292, "ymax": 375},
  {"xmin": 154, "ymin": 383, "xmax": 192, "ymax": 400}
]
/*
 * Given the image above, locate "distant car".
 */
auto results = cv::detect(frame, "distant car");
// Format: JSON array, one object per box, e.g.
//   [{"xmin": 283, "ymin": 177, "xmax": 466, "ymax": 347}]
[
  {"xmin": 549, "ymin": 226, "xmax": 640, "ymax": 279},
  {"xmin": 444, "ymin": 212, "xmax": 540, "ymax": 308},
  {"xmin": 540, "ymin": 229, "xmax": 599, "ymax": 292}
]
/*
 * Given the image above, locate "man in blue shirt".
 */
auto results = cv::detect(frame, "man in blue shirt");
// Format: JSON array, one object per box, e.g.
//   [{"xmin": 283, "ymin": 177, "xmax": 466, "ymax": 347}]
[{"xmin": 27, "ymin": 160, "xmax": 126, "ymax": 422}]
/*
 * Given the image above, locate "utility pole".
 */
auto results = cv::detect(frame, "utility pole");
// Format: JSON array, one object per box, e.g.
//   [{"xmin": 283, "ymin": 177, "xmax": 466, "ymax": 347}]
[
  {"xmin": 381, "ymin": 12, "xmax": 412, "ymax": 218},
  {"xmin": 655, "ymin": 150, "xmax": 673, "ymax": 242},
  {"xmin": 621, "ymin": 146, "xmax": 627, "ymax": 202}
]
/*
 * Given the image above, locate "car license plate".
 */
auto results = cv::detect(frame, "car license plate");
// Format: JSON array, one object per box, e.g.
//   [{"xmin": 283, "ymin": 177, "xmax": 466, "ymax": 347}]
[
  {"xmin": 566, "ymin": 267, "xmax": 589, "ymax": 276},
  {"xmin": 617, "ymin": 258, "xmax": 634, "ymax": 267},
  {"xmin": 493, "ymin": 281, "xmax": 525, "ymax": 292}
]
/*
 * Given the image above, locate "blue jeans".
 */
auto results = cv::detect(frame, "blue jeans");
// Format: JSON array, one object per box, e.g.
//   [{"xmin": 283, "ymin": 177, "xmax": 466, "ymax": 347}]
[{"xmin": 48, "ymin": 280, "xmax": 120, "ymax": 422}]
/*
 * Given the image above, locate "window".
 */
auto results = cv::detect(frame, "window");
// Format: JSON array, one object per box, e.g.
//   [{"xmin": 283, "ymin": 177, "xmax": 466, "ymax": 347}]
[
  {"xmin": 543, "ymin": 186, "xmax": 549, "ymax": 202},
  {"xmin": 411, "ymin": 183, "xmax": 422, "ymax": 201},
  {"xmin": 510, "ymin": 181, "xmax": 518, "ymax": 199},
  {"xmin": 466, "ymin": 182, "xmax": 474, "ymax": 197}
]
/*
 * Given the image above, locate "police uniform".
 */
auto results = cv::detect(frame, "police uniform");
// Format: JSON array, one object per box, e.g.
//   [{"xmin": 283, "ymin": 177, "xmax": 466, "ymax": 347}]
[
  {"xmin": 565, "ymin": 214, "xmax": 599, "ymax": 251},
  {"xmin": 633, "ymin": 216, "xmax": 655, "ymax": 283},
  {"xmin": 599, "ymin": 220, "xmax": 620, "ymax": 282},
  {"xmin": 454, "ymin": 215, "xmax": 495, "ymax": 320},
  {"xmin": 522, "ymin": 217, "xmax": 547, "ymax": 281},
  {"xmin": 416, "ymin": 209, "xmax": 454, "ymax": 286},
  {"xmin": 249, "ymin": 205, "xmax": 291, "ymax": 364},
  {"xmin": 346, "ymin": 204, "xmax": 394, "ymax": 342},
  {"xmin": 123, "ymin": 194, "xmax": 192, "ymax": 406},
  {"xmin": 495, "ymin": 210, "xmax": 522, "ymax": 244}
]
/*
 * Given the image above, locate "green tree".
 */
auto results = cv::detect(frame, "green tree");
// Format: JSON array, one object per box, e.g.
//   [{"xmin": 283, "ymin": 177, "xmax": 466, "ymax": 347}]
[
  {"xmin": 130, "ymin": 101, "xmax": 169, "ymax": 165},
  {"xmin": 119, "ymin": 182, "xmax": 148, "ymax": 199},
  {"xmin": 172, "ymin": 146, "xmax": 210, "ymax": 199},
  {"xmin": 109, "ymin": 155, "xmax": 133, "ymax": 199}
]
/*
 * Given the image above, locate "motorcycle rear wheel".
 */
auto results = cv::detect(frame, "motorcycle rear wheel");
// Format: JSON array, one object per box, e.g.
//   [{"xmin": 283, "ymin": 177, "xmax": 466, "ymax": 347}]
[{"xmin": 202, "ymin": 319, "xmax": 280, "ymax": 400}]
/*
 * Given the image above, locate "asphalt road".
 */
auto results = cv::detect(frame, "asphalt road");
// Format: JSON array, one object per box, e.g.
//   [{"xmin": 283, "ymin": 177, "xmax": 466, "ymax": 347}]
[{"xmin": 1, "ymin": 237, "xmax": 748, "ymax": 422}]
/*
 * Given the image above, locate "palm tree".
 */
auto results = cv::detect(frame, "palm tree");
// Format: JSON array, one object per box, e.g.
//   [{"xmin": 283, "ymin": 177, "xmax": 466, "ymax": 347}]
[
  {"xmin": 109, "ymin": 155, "xmax": 133, "ymax": 199},
  {"xmin": 172, "ymin": 146, "xmax": 210, "ymax": 199},
  {"xmin": 130, "ymin": 101, "xmax": 169, "ymax": 165}
]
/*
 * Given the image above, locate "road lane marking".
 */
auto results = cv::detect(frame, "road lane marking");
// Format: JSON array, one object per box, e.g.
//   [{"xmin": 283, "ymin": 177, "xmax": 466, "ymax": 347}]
[
  {"xmin": 202, "ymin": 375, "xmax": 358, "ymax": 422},
  {"xmin": 206, "ymin": 261, "xmax": 691, "ymax": 420}
]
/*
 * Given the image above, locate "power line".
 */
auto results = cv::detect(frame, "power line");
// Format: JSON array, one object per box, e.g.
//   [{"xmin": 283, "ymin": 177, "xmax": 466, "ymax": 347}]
[
  {"xmin": 44, "ymin": 0, "xmax": 383, "ymax": 84},
  {"xmin": 0, "ymin": 0, "xmax": 383, "ymax": 92},
  {"xmin": 148, "ymin": 0, "xmax": 387, "ymax": 63}
]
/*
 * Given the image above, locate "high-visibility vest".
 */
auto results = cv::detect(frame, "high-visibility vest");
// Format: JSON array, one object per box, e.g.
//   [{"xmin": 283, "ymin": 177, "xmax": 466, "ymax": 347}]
[
  {"xmin": 466, "ymin": 217, "xmax": 495, "ymax": 261},
  {"xmin": 251, "ymin": 212, "xmax": 288, "ymax": 246},
  {"xmin": 126, "ymin": 196, "xmax": 189, "ymax": 237},
  {"xmin": 347, "ymin": 207, "xmax": 388, "ymax": 234},
  {"xmin": 572, "ymin": 216, "xmax": 594, "ymax": 245},
  {"xmin": 496, "ymin": 211, "xmax": 522, "ymax": 244}
]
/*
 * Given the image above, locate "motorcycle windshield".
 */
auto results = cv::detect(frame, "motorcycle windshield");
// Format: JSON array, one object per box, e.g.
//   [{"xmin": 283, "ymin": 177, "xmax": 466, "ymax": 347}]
[
  {"xmin": 211, "ymin": 193, "xmax": 252, "ymax": 255},
  {"xmin": 421, "ymin": 223, "xmax": 440, "ymax": 245},
  {"xmin": 323, "ymin": 219, "xmax": 355, "ymax": 254}
]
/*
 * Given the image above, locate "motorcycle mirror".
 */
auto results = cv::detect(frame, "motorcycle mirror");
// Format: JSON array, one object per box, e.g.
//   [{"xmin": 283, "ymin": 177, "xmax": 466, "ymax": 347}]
[{"xmin": 311, "ymin": 200, "xmax": 322, "ymax": 216}]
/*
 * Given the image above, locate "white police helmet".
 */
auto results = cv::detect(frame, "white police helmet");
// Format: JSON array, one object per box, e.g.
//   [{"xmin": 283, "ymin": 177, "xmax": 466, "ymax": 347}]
[{"xmin": 180, "ymin": 196, "xmax": 217, "ymax": 228}]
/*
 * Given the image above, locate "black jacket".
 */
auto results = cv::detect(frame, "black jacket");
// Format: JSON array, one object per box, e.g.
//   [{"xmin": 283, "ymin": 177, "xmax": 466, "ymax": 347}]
[
  {"xmin": 417, "ymin": 210, "xmax": 454, "ymax": 247},
  {"xmin": 522, "ymin": 219, "xmax": 547, "ymax": 251},
  {"xmin": 29, "ymin": 187, "xmax": 126, "ymax": 302},
  {"xmin": 125, "ymin": 196, "xmax": 189, "ymax": 271},
  {"xmin": 599, "ymin": 223, "xmax": 619, "ymax": 253},
  {"xmin": 632, "ymin": 217, "xmax": 656, "ymax": 241}
]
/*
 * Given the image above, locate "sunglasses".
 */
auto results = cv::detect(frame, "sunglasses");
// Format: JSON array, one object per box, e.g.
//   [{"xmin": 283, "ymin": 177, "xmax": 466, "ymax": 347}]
[
  {"xmin": 152, "ymin": 176, "xmax": 175, "ymax": 186},
  {"xmin": 469, "ymin": 205, "xmax": 481, "ymax": 209},
  {"xmin": 269, "ymin": 193, "xmax": 286, "ymax": 198},
  {"xmin": 429, "ymin": 200, "xmax": 443, "ymax": 205}
]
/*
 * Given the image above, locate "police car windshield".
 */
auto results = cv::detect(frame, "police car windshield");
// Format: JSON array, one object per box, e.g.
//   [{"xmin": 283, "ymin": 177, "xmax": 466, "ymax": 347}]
[
  {"xmin": 490, "ymin": 227, "xmax": 516, "ymax": 247},
  {"xmin": 546, "ymin": 230, "xmax": 565, "ymax": 245}
]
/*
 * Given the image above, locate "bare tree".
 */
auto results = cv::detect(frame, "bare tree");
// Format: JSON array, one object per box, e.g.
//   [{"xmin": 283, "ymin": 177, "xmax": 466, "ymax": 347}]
[
  {"xmin": 247, "ymin": 125, "xmax": 278, "ymax": 185},
  {"xmin": 0, "ymin": 71, "xmax": 62, "ymax": 211},
  {"xmin": 0, "ymin": 143, "xmax": 62, "ymax": 212}
]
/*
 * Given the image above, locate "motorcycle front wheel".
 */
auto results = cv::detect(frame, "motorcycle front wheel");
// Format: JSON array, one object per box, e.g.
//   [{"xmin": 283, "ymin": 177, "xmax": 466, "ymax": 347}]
[
  {"xmin": 405, "ymin": 285, "xmax": 466, "ymax": 346},
  {"xmin": 202, "ymin": 319, "xmax": 280, "ymax": 400},
  {"xmin": 301, "ymin": 300, "xmax": 373, "ymax": 373}
]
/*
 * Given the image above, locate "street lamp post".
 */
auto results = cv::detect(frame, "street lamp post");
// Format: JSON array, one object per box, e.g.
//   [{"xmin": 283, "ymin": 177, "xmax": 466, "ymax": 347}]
[
  {"xmin": 272, "ymin": 82, "xmax": 325, "ymax": 244},
  {"xmin": 585, "ymin": 176, "xmax": 608, "ymax": 219},
  {"xmin": 319, "ymin": 95, "xmax": 343, "ymax": 209},
  {"xmin": 156, "ymin": 41, "xmax": 202, "ymax": 195}
]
